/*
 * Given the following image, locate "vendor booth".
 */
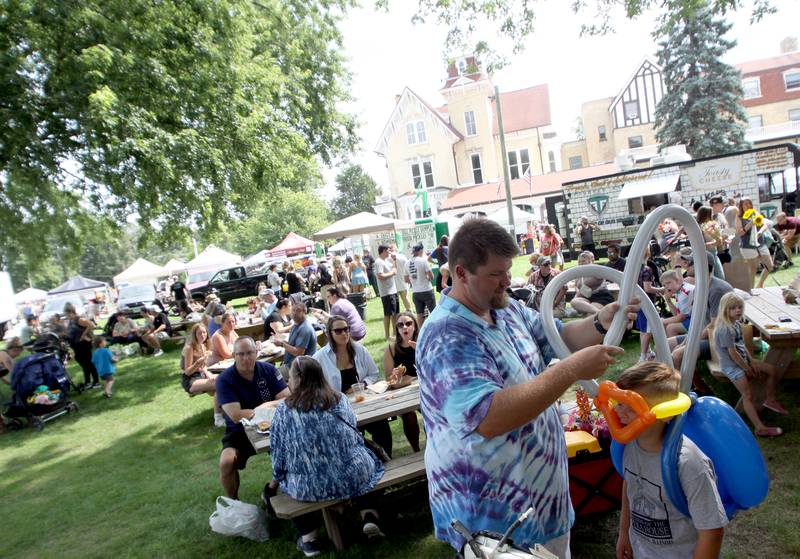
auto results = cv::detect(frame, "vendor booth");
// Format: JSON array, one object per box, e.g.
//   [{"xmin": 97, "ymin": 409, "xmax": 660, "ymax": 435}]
[{"xmin": 113, "ymin": 258, "xmax": 167, "ymax": 288}]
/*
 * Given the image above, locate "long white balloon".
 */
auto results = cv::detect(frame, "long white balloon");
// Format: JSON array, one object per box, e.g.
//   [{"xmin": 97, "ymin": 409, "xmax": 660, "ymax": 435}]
[{"xmin": 538, "ymin": 204, "xmax": 709, "ymax": 396}]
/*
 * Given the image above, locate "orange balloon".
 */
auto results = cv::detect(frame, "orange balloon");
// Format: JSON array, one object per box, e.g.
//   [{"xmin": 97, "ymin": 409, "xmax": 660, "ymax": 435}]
[{"xmin": 594, "ymin": 380, "xmax": 656, "ymax": 444}]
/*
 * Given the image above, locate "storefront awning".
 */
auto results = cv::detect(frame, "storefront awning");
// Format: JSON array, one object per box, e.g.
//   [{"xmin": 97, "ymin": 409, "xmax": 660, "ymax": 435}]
[{"xmin": 617, "ymin": 174, "xmax": 681, "ymax": 200}]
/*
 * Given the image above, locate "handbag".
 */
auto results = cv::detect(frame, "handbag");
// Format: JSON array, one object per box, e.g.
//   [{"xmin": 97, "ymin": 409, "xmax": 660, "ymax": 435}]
[{"xmin": 330, "ymin": 411, "xmax": 390, "ymax": 462}]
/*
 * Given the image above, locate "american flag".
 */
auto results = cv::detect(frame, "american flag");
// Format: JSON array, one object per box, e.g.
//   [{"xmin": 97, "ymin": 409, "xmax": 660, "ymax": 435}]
[{"xmin": 523, "ymin": 167, "xmax": 533, "ymax": 194}]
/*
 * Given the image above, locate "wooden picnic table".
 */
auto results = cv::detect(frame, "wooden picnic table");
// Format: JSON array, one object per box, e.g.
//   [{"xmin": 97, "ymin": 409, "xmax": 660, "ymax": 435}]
[
  {"xmin": 245, "ymin": 380, "xmax": 421, "ymax": 454},
  {"xmin": 745, "ymin": 287, "xmax": 800, "ymax": 380}
]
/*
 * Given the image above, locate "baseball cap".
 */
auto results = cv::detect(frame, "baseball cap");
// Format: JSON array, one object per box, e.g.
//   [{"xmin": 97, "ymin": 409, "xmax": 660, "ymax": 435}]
[
  {"xmin": 262, "ymin": 288, "xmax": 275, "ymax": 296},
  {"xmin": 412, "ymin": 243, "xmax": 424, "ymax": 252},
  {"xmin": 678, "ymin": 247, "xmax": 694, "ymax": 264},
  {"xmin": 537, "ymin": 255, "xmax": 552, "ymax": 266},
  {"xmin": 709, "ymin": 196, "xmax": 724, "ymax": 205}
]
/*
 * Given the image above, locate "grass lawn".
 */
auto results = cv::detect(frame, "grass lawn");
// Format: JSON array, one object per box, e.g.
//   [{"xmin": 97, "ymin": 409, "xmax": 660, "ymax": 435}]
[{"xmin": 1, "ymin": 253, "xmax": 799, "ymax": 558}]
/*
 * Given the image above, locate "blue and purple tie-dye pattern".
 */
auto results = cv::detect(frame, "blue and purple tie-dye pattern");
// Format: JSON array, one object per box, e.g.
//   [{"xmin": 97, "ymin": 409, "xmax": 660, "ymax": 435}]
[{"xmin": 416, "ymin": 289, "xmax": 573, "ymax": 551}]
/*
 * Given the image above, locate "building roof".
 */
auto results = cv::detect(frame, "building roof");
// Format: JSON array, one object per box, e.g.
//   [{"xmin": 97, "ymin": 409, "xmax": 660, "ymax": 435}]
[
  {"xmin": 736, "ymin": 51, "xmax": 800, "ymax": 75},
  {"xmin": 491, "ymin": 85, "xmax": 552, "ymax": 134},
  {"xmin": 442, "ymin": 55, "xmax": 487, "ymax": 89},
  {"xmin": 441, "ymin": 163, "xmax": 618, "ymax": 210}
]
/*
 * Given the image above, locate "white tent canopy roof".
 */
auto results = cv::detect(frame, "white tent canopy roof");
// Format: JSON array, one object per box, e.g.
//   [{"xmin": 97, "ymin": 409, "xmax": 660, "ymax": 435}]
[
  {"xmin": 313, "ymin": 212, "xmax": 411, "ymax": 241},
  {"xmin": 14, "ymin": 287, "xmax": 48, "ymax": 304},
  {"xmin": 618, "ymin": 174, "xmax": 680, "ymax": 201},
  {"xmin": 185, "ymin": 245, "xmax": 241, "ymax": 275},
  {"xmin": 113, "ymin": 258, "xmax": 167, "ymax": 286},
  {"xmin": 485, "ymin": 206, "xmax": 538, "ymax": 224},
  {"xmin": 163, "ymin": 258, "xmax": 186, "ymax": 275}
]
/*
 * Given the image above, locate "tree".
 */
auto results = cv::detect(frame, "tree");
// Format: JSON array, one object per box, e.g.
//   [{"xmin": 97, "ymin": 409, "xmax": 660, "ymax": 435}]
[
  {"xmin": 330, "ymin": 164, "xmax": 381, "ymax": 220},
  {"xmin": 1, "ymin": 0, "xmax": 356, "ymax": 272},
  {"xmin": 653, "ymin": 2, "xmax": 750, "ymax": 158}
]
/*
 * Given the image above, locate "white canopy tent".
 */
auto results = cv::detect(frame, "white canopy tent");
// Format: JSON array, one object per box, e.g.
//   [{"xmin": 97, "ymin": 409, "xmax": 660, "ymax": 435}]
[
  {"xmin": 184, "ymin": 245, "xmax": 241, "ymax": 276},
  {"xmin": 326, "ymin": 238, "xmax": 350, "ymax": 255},
  {"xmin": 14, "ymin": 287, "xmax": 48, "ymax": 304},
  {"xmin": 313, "ymin": 212, "xmax": 411, "ymax": 241},
  {"xmin": 113, "ymin": 258, "xmax": 167, "ymax": 287},
  {"xmin": 618, "ymin": 174, "xmax": 680, "ymax": 200},
  {"xmin": 485, "ymin": 206, "xmax": 538, "ymax": 236},
  {"xmin": 163, "ymin": 258, "xmax": 186, "ymax": 275}
]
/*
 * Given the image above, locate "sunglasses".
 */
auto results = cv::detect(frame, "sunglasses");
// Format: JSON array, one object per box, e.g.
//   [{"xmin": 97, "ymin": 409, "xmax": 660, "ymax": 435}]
[
  {"xmin": 332, "ymin": 326, "xmax": 350, "ymax": 335},
  {"xmin": 397, "ymin": 321, "xmax": 415, "ymax": 328}
]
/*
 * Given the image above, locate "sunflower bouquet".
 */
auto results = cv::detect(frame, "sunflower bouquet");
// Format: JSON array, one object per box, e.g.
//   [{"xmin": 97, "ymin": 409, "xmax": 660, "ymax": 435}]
[{"xmin": 742, "ymin": 208, "xmax": 765, "ymax": 227}]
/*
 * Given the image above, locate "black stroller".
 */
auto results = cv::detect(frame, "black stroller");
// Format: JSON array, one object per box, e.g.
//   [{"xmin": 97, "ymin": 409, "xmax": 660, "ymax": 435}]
[{"xmin": 3, "ymin": 333, "xmax": 79, "ymax": 431}]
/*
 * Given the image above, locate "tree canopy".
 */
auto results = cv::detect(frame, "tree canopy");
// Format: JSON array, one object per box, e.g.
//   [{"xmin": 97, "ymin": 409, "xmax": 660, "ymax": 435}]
[
  {"xmin": 654, "ymin": 2, "xmax": 750, "ymax": 157},
  {"xmin": 330, "ymin": 163, "xmax": 382, "ymax": 220},
  {"xmin": 1, "ymin": 0, "xmax": 357, "ymax": 274}
]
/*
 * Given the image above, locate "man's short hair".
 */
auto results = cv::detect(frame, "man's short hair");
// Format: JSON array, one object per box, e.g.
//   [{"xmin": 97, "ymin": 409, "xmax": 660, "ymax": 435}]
[
  {"xmin": 607, "ymin": 243, "xmax": 620, "ymax": 252},
  {"xmin": 775, "ymin": 212, "xmax": 787, "ymax": 221},
  {"xmin": 692, "ymin": 201, "xmax": 704, "ymax": 212},
  {"xmin": 449, "ymin": 218, "xmax": 519, "ymax": 273},
  {"xmin": 709, "ymin": 196, "xmax": 723, "ymax": 205},
  {"xmin": 377, "ymin": 244, "xmax": 389, "ymax": 255},
  {"xmin": 616, "ymin": 361, "xmax": 680, "ymax": 402},
  {"xmin": 326, "ymin": 286, "xmax": 342, "ymax": 298},
  {"xmin": 233, "ymin": 336, "xmax": 256, "ymax": 352}
]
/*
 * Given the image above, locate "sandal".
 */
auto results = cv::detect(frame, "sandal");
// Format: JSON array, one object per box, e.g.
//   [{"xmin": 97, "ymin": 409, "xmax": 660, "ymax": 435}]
[
  {"xmin": 762, "ymin": 401, "xmax": 788, "ymax": 415},
  {"xmin": 755, "ymin": 427, "xmax": 783, "ymax": 437}
]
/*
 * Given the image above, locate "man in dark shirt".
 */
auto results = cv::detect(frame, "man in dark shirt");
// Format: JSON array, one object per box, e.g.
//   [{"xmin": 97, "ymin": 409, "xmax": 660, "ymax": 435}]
[
  {"xmin": 605, "ymin": 243, "xmax": 626, "ymax": 272},
  {"xmin": 575, "ymin": 216, "xmax": 600, "ymax": 255},
  {"xmin": 170, "ymin": 276, "xmax": 189, "ymax": 302},
  {"xmin": 363, "ymin": 248, "xmax": 379, "ymax": 298},
  {"xmin": 216, "ymin": 337, "xmax": 289, "ymax": 499},
  {"xmin": 775, "ymin": 212, "xmax": 800, "ymax": 254}
]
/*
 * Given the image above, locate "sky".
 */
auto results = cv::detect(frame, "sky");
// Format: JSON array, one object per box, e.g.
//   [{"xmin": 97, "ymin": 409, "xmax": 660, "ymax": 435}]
[{"xmin": 321, "ymin": 0, "xmax": 799, "ymax": 199}]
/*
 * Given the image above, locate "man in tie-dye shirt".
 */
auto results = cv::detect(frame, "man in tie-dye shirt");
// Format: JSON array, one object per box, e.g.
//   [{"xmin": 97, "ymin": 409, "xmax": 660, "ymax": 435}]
[{"xmin": 417, "ymin": 219, "xmax": 639, "ymax": 557}]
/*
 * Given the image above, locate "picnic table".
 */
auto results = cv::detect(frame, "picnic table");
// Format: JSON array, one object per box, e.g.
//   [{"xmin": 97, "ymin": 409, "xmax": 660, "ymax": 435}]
[
  {"xmin": 745, "ymin": 287, "xmax": 800, "ymax": 380},
  {"xmin": 245, "ymin": 380, "xmax": 421, "ymax": 454},
  {"xmin": 207, "ymin": 345, "xmax": 285, "ymax": 373}
]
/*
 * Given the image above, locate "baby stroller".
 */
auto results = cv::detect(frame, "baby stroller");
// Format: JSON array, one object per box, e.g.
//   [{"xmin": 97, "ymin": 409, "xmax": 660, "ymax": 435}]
[{"xmin": 3, "ymin": 333, "xmax": 79, "ymax": 431}]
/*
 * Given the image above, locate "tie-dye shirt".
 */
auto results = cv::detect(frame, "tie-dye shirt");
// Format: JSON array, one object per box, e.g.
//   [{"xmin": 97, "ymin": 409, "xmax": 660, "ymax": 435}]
[{"xmin": 416, "ymin": 289, "xmax": 572, "ymax": 550}]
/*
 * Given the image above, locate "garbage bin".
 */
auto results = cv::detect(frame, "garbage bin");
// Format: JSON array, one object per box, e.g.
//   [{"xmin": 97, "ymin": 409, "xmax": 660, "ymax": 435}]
[{"xmin": 346, "ymin": 291, "xmax": 367, "ymax": 321}]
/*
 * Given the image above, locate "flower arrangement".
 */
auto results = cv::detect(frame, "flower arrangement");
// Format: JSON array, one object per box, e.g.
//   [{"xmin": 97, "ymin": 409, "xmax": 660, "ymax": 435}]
[
  {"xmin": 563, "ymin": 388, "xmax": 610, "ymax": 440},
  {"xmin": 742, "ymin": 208, "xmax": 765, "ymax": 227}
]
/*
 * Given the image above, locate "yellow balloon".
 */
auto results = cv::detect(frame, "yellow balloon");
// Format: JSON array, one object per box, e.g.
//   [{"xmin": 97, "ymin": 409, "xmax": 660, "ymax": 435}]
[{"xmin": 651, "ymin": 392, "xmax": 692, "ymax": 420}]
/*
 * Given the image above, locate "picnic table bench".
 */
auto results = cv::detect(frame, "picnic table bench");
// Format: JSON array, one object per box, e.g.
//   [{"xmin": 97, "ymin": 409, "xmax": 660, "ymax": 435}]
[
  {"xmin": 744, "ymin": 287, "xmax": 800, "ymax": 380},
  {"xmin": 270, "ymin": 451, "xmax": 426, "ymax": 550}
]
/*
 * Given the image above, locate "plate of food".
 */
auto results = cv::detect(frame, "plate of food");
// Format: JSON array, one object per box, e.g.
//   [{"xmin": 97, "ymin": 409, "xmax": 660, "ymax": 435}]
[{"xmin": 255, "ymin": 420, "xmax": 271, "ymax": 435}]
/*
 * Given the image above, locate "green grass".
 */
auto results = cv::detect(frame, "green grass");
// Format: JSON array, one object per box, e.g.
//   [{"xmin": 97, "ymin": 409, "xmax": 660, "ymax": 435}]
[{"xmin": 1, "ymin": 254, "xmax": 799, "ymax": 558}]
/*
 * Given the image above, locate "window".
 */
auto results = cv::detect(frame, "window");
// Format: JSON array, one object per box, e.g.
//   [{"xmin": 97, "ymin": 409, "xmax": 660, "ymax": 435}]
[
  {"xmin": 542, "ymin": 132, "xmax": 557, "ymax": 139},
  {"xmin": 457, "ymin": 59, "xmax": 467, "ymax": 75},
  {"xmin": 624, "ymin": 100, "xmax": 640, "ymax": 121},
  {"xmin": 747, "ymin": 115, "xmax": 763, "ymax": 129},
  {"xmin": 406, "ymin": 121, "xmax": 427, "ymax": 145},
  {"xmin": 758, "ymin": 172, "xmax": 786, "ymax": 203},
  {"xmin": 568, "ymin": 155, "xmax": 583, "ymax": 170},
  {"xmin": 628, "ymin": 193, "xmax": 669, "ymax": 215},
  {"xmin": 628, "ymin": 136, "xmax": 643, "ymax": 149},
  {"xmin": 598, "ymin": 125, "xmax": 607, "ymax": 142},
  {"xmin": 548, "ymin": 151, "xmax": 556, "ymax": 172},
  {"xmin": 785, "ymin": 69, "xmax": 800, "ymax": 91},
  {"xmin": 507, "ymin": 149, "xmax": 530, "ymax": 179},
  {"xmin": 411, "ymin": 160, "xmax": 434, "ymax": 189},
  {"xmin": 742, "ymin": 77, "xmax": 761, "ymax": 99},
  {"xmin": 789, "ymin": 109, "xmax": 800, "ymax": 122},
  {"xmin": 464, "ymin": 111, "xmax": 477, "ymax": 136},
  {"xmin": 470, "ymin": 154, "xmax": 483, "ymax": 184}
]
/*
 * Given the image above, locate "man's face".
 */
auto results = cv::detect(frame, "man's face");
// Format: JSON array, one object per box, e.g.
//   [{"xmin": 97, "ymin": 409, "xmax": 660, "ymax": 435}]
[
  {"xmin": 711, "ymin": 201, "xmax": 723, "ymax": 214},
  {"xmin": 581, "ymin": 218, "xmax": 588, "ymax": 226},
  {"xmin": 292, "ymin": 304, "xmax": 306, "ymax": 324},
  {"xmin": 777, "ymin": 214, "xmax": 787, "ymax": 225},
  {"xmin": 379, "ymin": 248, "xmax": 388, "ymax": 259},
  {"xmin": 539, "ymin": 261, "xmax": 552, "ymax": 276},
  {"xmin": 608, "ymin": 247, "xmax": 619, "ymax": 261},
  {"xmin": 233, "ymin": 339, "xmax": 258, "ymax": 374},
  {"xmin": 459, "ymin": 253, "xmax": 512, "ymax": 310}
]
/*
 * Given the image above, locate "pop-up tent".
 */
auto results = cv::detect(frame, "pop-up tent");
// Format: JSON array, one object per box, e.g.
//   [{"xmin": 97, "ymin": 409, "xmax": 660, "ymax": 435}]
[
  {"xmin": 113, "ymin": 258, "xmax": 167, "ymax": 287},
  {"xmin": 267, "ymin": 232, "xmax": 315, "ymax": 257},
  {"xmin": 48, "ymin": 275, "xmax": 107, "ymax": 296},
  {"xmin": 313, "ymin": 212, "xmax": 409, "ymax": 241},
  {"xmin": 185, "ymin": 245, "xmax": 241, "ymax": 276},
  {"xmin": 14, "ymin": 287, "xmax": 48, "ymax": 304},
  {"xmin": 163, "ymin": 258, "xmax": 186, "ymax": 276},
  {"xmin": 486, "ymin": 206, "xmax": 538, "ymax": 236}
]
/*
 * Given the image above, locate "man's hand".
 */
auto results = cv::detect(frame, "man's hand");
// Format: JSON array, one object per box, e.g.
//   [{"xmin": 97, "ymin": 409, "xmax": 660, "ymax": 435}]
[
  {"xmin": 563, "ymin": 345, "xmax": 625, "ymax": 382},
  {"xmin": 597, "ymin": 297, "xmax": 641, "ymax": 330},
  {"xmin": 616, "ymin": 532, "xmax": 633, "ymax": 559}
]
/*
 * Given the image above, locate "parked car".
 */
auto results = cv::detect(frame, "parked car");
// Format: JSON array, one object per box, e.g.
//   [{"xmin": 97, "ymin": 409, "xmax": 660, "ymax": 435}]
[
  {"xmin": 186, "ymin": 270, "xmax": 216, "ymax": 293},
  {"xmin": 40, "ymin": 294, "xmax": 86, "ymax": 324},
  {"xmin": 116, "ymin": 283, "xmax": 157, "ymax": 317},
  {"xmin": 189, "ymin": 266, "xmax": 271, "ymax": 304}
]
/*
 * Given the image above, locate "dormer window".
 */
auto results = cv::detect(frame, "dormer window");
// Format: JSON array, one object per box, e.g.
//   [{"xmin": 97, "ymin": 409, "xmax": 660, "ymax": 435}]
[
  {"xmin": 406, "ymin": 121, "xmax": 427, "ymax": 145},
  {"xmin": 457, "ymin": 59, "xmax": 467, "ymax": 75},
  {"xmin": 624, "ymin": 100, "xmax": 640, "ymax": 121}
]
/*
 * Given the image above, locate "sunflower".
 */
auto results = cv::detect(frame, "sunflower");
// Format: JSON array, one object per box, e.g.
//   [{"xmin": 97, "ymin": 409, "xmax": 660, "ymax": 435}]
[
  {"xmin": 742, "ymin": 208, "xmax": 756, "ymax": 220},
  {"xmin": 754, "ymin": 213, "xmax": 764, "ymax": 227}
]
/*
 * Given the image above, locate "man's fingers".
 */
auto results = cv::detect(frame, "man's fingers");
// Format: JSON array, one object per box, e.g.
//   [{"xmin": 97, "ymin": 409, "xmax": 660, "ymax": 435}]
[{"xmin": 605, "ymin": 345, "xmax": 625, "ymax": 356}]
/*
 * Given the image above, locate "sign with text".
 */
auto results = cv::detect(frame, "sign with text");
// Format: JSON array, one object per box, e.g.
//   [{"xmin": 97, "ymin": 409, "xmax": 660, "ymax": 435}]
[{"xmin": 686, "ymin": 159, "xmax": 742, "ymax": 191}]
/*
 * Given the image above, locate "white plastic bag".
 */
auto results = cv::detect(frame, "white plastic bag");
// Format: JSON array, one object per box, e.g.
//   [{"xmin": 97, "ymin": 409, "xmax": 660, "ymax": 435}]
[{"xmin": 209, "ymin": 496, "xmax": 269, "ymax": 542}]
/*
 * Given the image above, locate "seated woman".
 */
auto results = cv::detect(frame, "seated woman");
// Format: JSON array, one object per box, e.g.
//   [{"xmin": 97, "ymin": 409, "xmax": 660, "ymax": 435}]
[
  {"xmin": 207, "ymin": 312, "xmax": 239, "ymax": 366},
  {"xmin": 382, "ymin": 312, "xmax": 421, "ymax": 452},
  {"xmin": 111, "ymin": 313, "xmax": 156, "ymax": 353},
  {"xmin": 0, "ymin": 337, "xmax": 24, "ymax": 385},
  {"xmin": 268, "ymin": 357, "xmax": 385, "ymax": 555},
  {"xmin": 312, "ymin": 316, "xmax": 392, "ymax": 457},
  {"xmin": 264, "ymin": 299, "xmax": 293, "ymax": 341},
  {"xmin": 181, "ymin": 323, "xmax": 225, "ymax": 427},
  {"xmin": 570, "ymin": 251, "xmax": 614, "ymax": 316}
]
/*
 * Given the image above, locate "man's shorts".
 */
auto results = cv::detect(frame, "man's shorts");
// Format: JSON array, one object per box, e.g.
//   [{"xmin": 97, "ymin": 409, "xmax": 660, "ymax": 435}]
[
  {"xmin": 675, "ymin": 335, "xmax": 711, "ymax": 360},
  {"xmin": 221, "ymin": 429, "xmax": 256, "ymax": 470},
  {"xmin": 412, "ymin": 290, "xmax": 436, "ymax": 315},
  {"xmin": 381, "ymin": 293, "xmax": 399, "ymax": 316},
  {"xmin": 156, "ymin": 331, "xmax": 170, "ymax": 340},
  {"xmin": 681, "ymin": 317, "xmax": 691, "ymax": 331},
  {"xmin": 757, "ymin": 245, "xmax": 771, "ymax": 258}
]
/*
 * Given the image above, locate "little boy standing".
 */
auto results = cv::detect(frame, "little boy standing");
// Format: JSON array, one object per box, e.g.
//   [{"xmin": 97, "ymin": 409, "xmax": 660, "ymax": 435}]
[
  {"xmin": 91, "ymin": 336, "xmax": 117, "ymax": 398},
  {"xmin": 615, "ymin": 362, "xmax": 727, "ymax": 559}
]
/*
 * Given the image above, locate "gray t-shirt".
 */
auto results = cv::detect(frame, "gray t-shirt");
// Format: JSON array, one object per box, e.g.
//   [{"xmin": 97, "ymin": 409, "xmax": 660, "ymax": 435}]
[
  {"xmin": 706, "ymin": 276, "xmax": 733, "ymax": 325},
  {"xmin": 578, "ymin": 224, "xmax": 594, "ymax": 245},
  {"xmin": 374, "ymin": 257, "xmax": 397, "ymax": 297},
  {"xmin": 393, "ymin": 253, "xmax": 409, "ymax": 291},
  {"xmin": 405, "ymin": 256, "xmax": 433, "ymax": 293},
  {"xmin": 624, "ymin": 438, "xmax": 727, "ymax": 559},
  {"xmin": 714, "ymin": 322, "xmax": 749, "ymax": 375}
]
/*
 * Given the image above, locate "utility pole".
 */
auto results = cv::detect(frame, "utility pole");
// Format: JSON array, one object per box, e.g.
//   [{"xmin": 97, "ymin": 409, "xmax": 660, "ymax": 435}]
[{"xmin": 495, "ymin": 86, "xmax": 516, "ymax": 238}]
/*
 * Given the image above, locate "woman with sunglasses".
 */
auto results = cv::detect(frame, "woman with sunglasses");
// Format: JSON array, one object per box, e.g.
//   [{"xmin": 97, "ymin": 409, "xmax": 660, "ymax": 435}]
[
  {"xmin": 312, "ymin": 315, "xmax": 393, "ymax": 457},
  {"xmin": 383, "ymin": 312, "xmax": 421, "ymax": 452}
]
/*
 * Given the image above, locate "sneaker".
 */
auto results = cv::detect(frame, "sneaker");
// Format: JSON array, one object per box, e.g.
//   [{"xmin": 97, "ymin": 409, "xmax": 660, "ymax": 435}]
[
  {"xmin": 85, "ymin": 382, "xmax": 101, "ymax": 390},
  {"xmin": 214, "ymin": 413, "xmax": 226, "ymax": 428},
  {"xmin": 646, "ymin": 350, "xmax": 656, "ymax": 361},
  {"xmin": 153, "ymin": 349, "xmax": 164, "ymax": 357},
  {"xmin": 296, "ymin": 536, "xmax": 321, "ymax": 557},
  {"xmin": 763, "ymin": 400, "xmax": 789, "ymax": 415},
  {"xmin": 103, "ymin": 392, "xmax": 112, "ymax": 399},
  {"xmin": 362, "ymin": 511, "xmax": 384, "ymax": 538}
]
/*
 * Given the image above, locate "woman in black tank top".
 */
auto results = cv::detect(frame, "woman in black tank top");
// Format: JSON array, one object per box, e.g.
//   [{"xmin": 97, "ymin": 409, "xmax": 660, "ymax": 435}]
[{"xmin": 383, "ymin": 311, "xmax": 421, "ymax": 452}]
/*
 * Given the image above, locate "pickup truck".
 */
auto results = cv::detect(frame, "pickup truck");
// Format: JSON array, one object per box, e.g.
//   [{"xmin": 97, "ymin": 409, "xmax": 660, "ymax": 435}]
[{"xmin": 189, "ymin": 266, "xmax": 274, "ymax": 304}]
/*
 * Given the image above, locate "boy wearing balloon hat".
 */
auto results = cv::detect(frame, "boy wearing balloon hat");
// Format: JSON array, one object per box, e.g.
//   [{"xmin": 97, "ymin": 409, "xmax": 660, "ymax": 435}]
[{"xmin": 614, "ymin": 361, "xmax": 727, "ymax": 559}]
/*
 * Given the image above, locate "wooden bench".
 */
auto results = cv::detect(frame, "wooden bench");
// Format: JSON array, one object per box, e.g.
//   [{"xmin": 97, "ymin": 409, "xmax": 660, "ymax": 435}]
[{"xmin": 270, "ymin": 451, "xmax": 426, "ymax": 550}]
